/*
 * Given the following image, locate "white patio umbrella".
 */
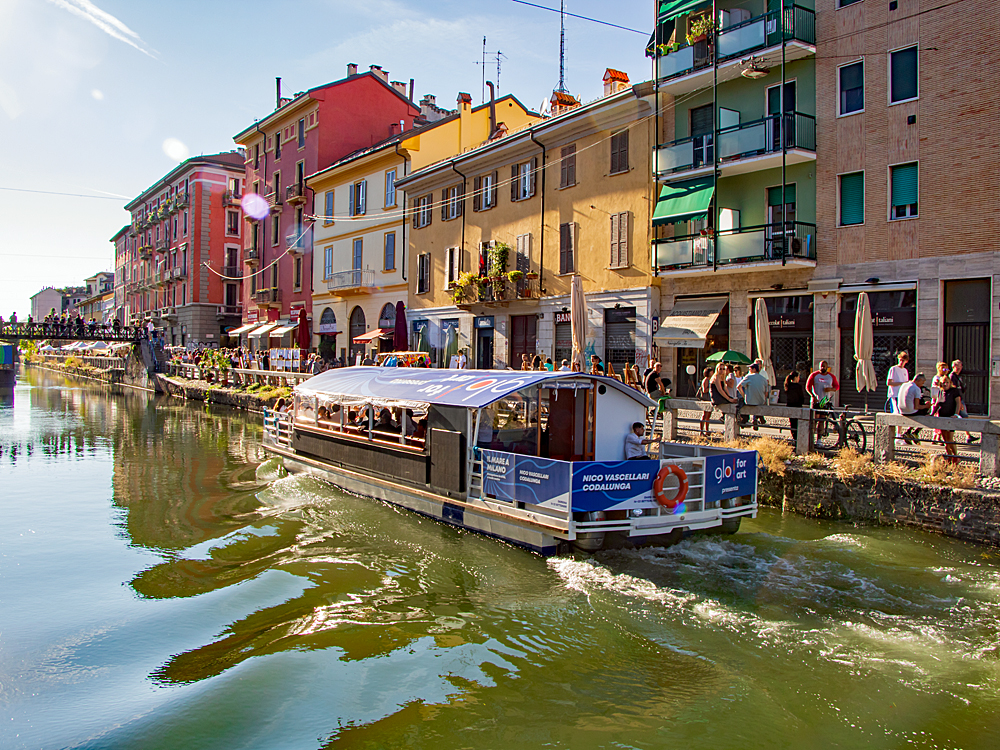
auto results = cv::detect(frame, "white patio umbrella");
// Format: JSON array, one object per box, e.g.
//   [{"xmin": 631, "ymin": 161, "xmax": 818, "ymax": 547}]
[
  {"xmin": 570, "ymin": 275, "xmax": 586, "ymax": 371},
  {"xmin": 753, "ymin": 297, "xmax": 776, "ymax": 386},
  {"xmin": 854, "ymin": 291, "xmax": 877, "ymax": 393}
]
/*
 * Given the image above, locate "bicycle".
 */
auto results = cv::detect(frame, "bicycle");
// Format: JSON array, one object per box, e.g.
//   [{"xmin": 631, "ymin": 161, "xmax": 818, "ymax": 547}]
[{"xmin": 813, "ymin": 406, "xmax": 868, "ymax": 453}]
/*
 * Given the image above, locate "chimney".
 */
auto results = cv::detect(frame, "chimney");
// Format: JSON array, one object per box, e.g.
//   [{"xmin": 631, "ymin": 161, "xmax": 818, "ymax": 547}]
[
  {"xmin": 486, "ymin": 81, "xmax": 497, "ymax": 138},
  {"xmin": 603, "ymin": 68, "xmax": 630, "ymax": 97},
  {"xmin": 275, "ymin": 77, "xmax": 282, "ymax": 109},
  {"xmin": 391, "ymin": 81, "xmax": 408, "ymax": 97},
  {"xmin": 418, "ymin": 94, "xmax": 450, "ymax": 123},
  {"xmin": 347, "ymin": 63, "xmax": 358, "ymax": 76},
  {"xmin": 369, "ymin": 64, "xmax": 388, "ymax": 82},
  {"xmin": 409, "ymin": 78, "xmax": 415, "ymax": 101},
  {"xmin": 457, "ymin": 92, "xmax": 473, "ymax": 151}
]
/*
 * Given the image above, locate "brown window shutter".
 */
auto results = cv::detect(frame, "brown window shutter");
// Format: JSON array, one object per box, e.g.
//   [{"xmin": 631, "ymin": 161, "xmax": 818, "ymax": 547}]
[
  {"xmin": 559, "ymin": 222, "xmax": 570, "ymax": 274},
  {"xmin": 529, "ymin": 157, "xmax": 538, "ymax": 197},
  {"xmin": 473, "ymin": 176, "xmax": 481, "ymax": 212},
  {"xmin": 458, "ymin": 182, "xmax": 465, "ymax": 216},
  {"xmin": 412, "ymin": 199, "xmax": 418, "ymax": 229},
  {"xmin": 441, "ymin": 189, "xmax": 448, "ymax": 221},
  {"xmin": 610, "ymin": 213, "xmax": 619, "ymax": 266},
  {"xmin": 490, "ymin": 170, "xmax": 498, "ymax": 207},
  {"xmin": 560, "ymin": 150, "xmax": 568, "ymax": 188},
  {"xmin": 568, "ymin": 149, "xmax": 576, "ymax": 186},
  {"xmin": 610, "ymin": 137, "xmax": 619, "ymax": 174},
  {"xmin": 618, "ymin": 212, "xmax": 629, "ymax": 266},
  {"xmin": 511, "ymin": 164, "xmax": 518, "ymax": 202}
]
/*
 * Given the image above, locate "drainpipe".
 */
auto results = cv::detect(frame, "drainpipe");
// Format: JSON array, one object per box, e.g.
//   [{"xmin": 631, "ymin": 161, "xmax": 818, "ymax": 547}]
[
  {"xmin": 529, "ymin": 130, "xmax": 546, "ymax": 294},
  {"xmin": 395, "ymin": 140, "xmax": 408, "ymax": 281},
  {"xmin": 253, "ymin": 122, "xmax": 269, "ymax": 304},
  {"xmin": 486, "ymin": 80, "xmax": 498, "ymax": 137},
  {"xmin": 712, "ymin": 0, "xmax": 719, "ymax": 273},
  {"xmin": 780, "ymin": 0, "xmax": 788, "ymax": 266}
]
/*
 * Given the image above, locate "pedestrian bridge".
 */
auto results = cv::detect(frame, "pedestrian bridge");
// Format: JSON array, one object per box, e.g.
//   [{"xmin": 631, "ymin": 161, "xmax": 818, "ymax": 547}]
[{"xmin": 0, "ymin": 321, "xmax": 145, "ymax": 343}]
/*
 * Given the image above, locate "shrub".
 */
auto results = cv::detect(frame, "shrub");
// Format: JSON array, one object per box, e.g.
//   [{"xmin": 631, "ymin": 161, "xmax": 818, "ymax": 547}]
[
  {"xmin": 832, "ymin": 447, "xmax": 874, "ymax": 482},
  {"xmin": 914, "ymin": 456, "xmax": 977, "ymax": 490},
  {"xmin": 64, "ymin": 355, "xmax": 82, "ymax": 369},
  {"xmin": 747, "ymin": 436, "xmax": 793, "ymax": 476}
]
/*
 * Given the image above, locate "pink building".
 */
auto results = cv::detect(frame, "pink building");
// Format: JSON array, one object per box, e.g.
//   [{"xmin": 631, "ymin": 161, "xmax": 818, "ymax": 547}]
[
  {"xmin": 111, "ymin": 225, "xmax": 129, "ymax": 322},
  {"xmin": 232, "ymin": 64, "xmax": 420, "ymax": 347},
  {"xmin": 122, "ymin": 152, "xmax": 246, "ymax": 346}
]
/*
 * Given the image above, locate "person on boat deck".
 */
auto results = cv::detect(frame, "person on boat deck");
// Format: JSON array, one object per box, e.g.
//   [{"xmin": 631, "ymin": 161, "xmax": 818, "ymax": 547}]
[
  {"xmin": 625, "ymin": 422, "xmax": 654, "ymax": 460},
  {"xmin": 590, "ymin": 355, "xmax": 605, "ymax": 374},
  {"xmin": 376, "ymin": 409, "xmax": 399, "ymax": 434},
  {"xmin": 317, "ymin": 406, "xmax": 330, "ymax": 422}
]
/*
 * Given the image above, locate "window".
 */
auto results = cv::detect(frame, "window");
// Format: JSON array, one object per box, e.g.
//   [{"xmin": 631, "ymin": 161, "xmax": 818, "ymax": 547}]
[
  {"xmin": 352, "ymin": 238, "xmax": 363, "ymax": 270},
  {"xmin": 441, "ymin": 184, "xmax": 464, "ymax": 220},
  {"xmin": 324, "ymin": 246, "xmax": 333, "ymax": 278},
  {"xmin": 610, "ymin": 130, "xmax": 629, "ymax": 174},
  {"xmin": 253, "ymin": 144, "xmax": 260, "ymax": 169},
  {"xmin": 413, "ymin": 194, "xmax": 433, "ymax": 228},
  {"xmin": 515, "ymin": 233, "xmax": 531, "ymax": 275},
  {"xmin": 272, "ymin": 171, "xmax": 281, "ymax": 200},
  {"xmin": 445, "ymin": 247, "xmax": 461, "ymax": 287},
  {"xmin": 294, "ymin": 257, "xmax": 302, "ymax": 289},
  {"xmin": 416, "ymin": 253, "xmax": 430, "ymax": 293},
  {"xmin": 272, "ymin": 214, "xmax": 280, "ymax": 245},
  {"xmin": 510, "ymin": 158, "xmax": 537, "ymax": 201},
  {"xmin": 385, "ymin": 169, "xmax": 396, "ymax": 207},
  {"xmin": 610, "ymin": 212, "xmax": 629, "ymax": 268},
  {"xmin": 228, "ymin": 177, "xmax": 241, "ymax": 197},
  {"xmin": 839, "ymin": 61, "xmax": 864, "ymax": 115},
  {"xmin": 297, "ymin": 118, "xmax": 305, "ymax": 148},
  {"xmin": 349, "ymin": 180, "xmax": 367, "ymax": 216},
  {"xmin": 560, "ymin": 144, "xmax": 577, "ymax": 187},
  {"xmin": 324, "ymin": 191, "xmax": 334, "ymax": 224},
  {"xmin": 384, "ymin": 232, "xmax": 396, "ymax": 270},
  {"xmin": 890, "ymin": 46, "xmax": 918, "ymax": 103},
  {"xmin": 295, "ymin": 161, "xmax": 305, "ymax": 188},
  {"xmin": 473, "ymin": 171, "xmax": 497, "ymax": 211},
  {"xmin": 226, "ymin": 210, "xmax": 240, "ymax": 236},
  {"xmin": 890, "ymin": 162, "xmax": 918, "ymax": 218},
  {"xmin": 183, "ymin": 210, "xmax": 188, "ymax": 236},
  {"xmin": 274, "ymin": 131, "xmax": 281, "ymax": 159},
  {"xmin": 559, "ymin": 222, "xmax": 576, "ymax": 274},
  {"xmin": 839, "ymin": 0, "xmax": 862, "ymax": 6},
  {"xmin": 839, "ymin": 171, "xmax": 865, "ymax": 225}
]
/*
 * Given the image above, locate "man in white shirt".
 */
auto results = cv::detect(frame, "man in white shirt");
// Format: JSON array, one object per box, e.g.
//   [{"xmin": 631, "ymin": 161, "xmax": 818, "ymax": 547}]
[
  {"xmin": 457, "ymin": 350, "xmax": 468, "ymax": 369},
  {"xmin": 624, "ymin": 422, "xmax": 654, "ymax": 460},
  {"xmin": 897, "ymin": 372, "xmax": 929, "ymax": 444},
  {"xmin": 886, "ymin": 350, "xmax": 911, "ymax": 440},
  {"xmin": 558, "ymin": 359, "xmax": 571, "ymax": 372}
]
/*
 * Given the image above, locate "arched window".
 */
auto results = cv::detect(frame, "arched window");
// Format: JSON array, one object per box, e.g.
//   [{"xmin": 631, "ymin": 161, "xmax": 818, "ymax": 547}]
[
  {"xmin": 319, "ymin": 307, "xmax": 337, "ymax": 334},
  {"xmin": 349, "ymin": 306, "xmax": 367, "ymax": 363},
  {"xmin": 378, "ymin": 303, "xmax": 396, "ymax": 329}
]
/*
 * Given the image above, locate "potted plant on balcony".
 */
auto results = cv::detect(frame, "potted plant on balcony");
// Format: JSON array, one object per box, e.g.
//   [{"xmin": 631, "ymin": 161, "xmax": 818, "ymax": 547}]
[
  {"xmin": 656, "ymin": 41, "xmax": 680, "ymax": 56},
  {"xmin": 451, "ymin": 271, "xmax": 479, "ymax": 304},
  {"xmin": 507, "ymin": 270, "xmax": 524, "ymax": 283},
  {"xmin": 686, "ymin": 14, "xmax": 716, "ymax": 46}
]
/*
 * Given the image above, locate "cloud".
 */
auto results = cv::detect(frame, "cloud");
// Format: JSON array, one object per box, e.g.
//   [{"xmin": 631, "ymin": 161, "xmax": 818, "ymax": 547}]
[{"xmin": 44, "ymin": 0, "xmax": 157, "ymax": 58}]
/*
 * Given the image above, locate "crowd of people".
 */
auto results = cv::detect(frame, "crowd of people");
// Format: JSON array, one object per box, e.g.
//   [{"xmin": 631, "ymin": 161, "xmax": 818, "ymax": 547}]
[{"xmin": 0, "ymin": 310, "xmax": 143, "ymax": 341}]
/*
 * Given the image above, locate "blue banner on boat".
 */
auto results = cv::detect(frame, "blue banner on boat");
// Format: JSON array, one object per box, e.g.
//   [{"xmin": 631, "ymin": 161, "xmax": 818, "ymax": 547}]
[
  {"xmin": 571, "ymin": 460, "xmax": 659, "ymax": 512},
  {"xmin": 480, "ymin": 449, "xmax": 571, "ymax": 512},
  {"xmin": 704, "ymin": 451, "xmax": 757, "ymax": 503}
]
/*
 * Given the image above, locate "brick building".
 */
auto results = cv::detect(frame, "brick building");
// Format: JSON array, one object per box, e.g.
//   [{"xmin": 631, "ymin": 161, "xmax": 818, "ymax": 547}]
[
  {"xmin": 123, "ymin": 152, "xmax": 246, "ymax": 346},
  {"xmin": 232, "ymin": 65, "xmax": 420, "ymax": 349}
]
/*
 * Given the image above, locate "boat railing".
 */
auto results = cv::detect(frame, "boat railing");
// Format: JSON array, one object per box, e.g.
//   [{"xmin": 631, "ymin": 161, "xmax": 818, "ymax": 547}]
[{"xmin": 264, "ymin": 409, "xmax": 293, "ymax": 448}]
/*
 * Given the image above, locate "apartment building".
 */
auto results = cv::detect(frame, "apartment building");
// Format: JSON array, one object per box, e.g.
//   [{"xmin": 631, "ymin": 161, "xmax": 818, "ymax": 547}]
[
  {"xmin": 307, "ymin": 92, "xmax": 541, "ymax": 364},
  {"xmin": 232, "ymin": 65, "xmax": 419, "ymax": 349},
  {"xmin": 78, "ymin": 272, "xmax": 115, "ymax": 322},
  {"xmin": 123, "ymin": 151, "xmax": 246, "ymax": 345},
  {"xmin": 400, "ymin": 72, "xmax": 655, "ymax": 371},
  {"xmin": 111, "ymin": 225, "xmax": 129, "ymax": 322}
]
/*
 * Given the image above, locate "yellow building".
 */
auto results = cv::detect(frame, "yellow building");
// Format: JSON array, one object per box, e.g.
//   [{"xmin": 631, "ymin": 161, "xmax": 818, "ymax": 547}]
[
  {"xmin": 398, "ymin": 72, "xmax": 656, "ymax": 371},
  {"xmin": 307, "ymin": 93, "xmax": 540, "ymax": 363}
]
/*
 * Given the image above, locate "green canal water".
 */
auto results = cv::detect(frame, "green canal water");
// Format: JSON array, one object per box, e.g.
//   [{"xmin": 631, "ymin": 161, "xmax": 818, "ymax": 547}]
[{"xmin": 3, "ymin": 368, "xmax": 1000, "ymax": 749}]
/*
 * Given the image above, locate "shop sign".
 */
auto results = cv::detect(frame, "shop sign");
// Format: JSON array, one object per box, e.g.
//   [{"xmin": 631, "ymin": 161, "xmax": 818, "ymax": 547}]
[
  {"xmin": 767, "ymin": 313, "xmax": 812, "ymax": 331},
  {"xmin": 652, "ymin": 315, "xmax": 659, "ymax": 334},
  {"xmin": 605, "ymin": 307, "xmax": 636, "ymax": 324},
  {"xmin": 837, "ymin": 310, "xmax": 916, "ymax": 329},
  {"xmin": 480, "ymin": 449, "xmax": 571, "ymax": 512},
  {"xmin": 474, "ymin": 316, "xmax": 495, "ymax": 329},
  {"xmin": 246, "ymin": 309, "xmax": 259, "ymax": 323},
  {"xmin": 554, "ymin": 312, "xmax": 571, "ymax": 324}
]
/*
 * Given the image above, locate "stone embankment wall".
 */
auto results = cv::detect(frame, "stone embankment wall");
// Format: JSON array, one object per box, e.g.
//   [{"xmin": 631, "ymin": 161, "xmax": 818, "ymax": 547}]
[
  {"xmin": 758, "ymin": 468, "xmax": 1000, "ymax": 547},
  {"xmin": 158, "ymin": 376, "xmax": 279, "ymax": 413}
]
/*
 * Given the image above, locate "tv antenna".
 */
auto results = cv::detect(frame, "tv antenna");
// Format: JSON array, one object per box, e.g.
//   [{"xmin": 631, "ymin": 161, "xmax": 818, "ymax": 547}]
[
  {"xmin": 475, "ymin": 37, "xmax": 508, "ymax": 103},
  {"xmin": 556, "ymin": 0, "xmax": 567, "ymax": 93}
]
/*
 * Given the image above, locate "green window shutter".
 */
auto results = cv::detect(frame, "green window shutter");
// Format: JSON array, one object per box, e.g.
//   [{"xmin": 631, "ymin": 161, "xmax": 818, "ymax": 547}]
[
  {"xmin": 767, "ymin": 184, "xmax": 796, "ymax": 206},
  {"xmin": 891, "ymin": 163, "xmax": 918, "ymax": 207},
  {"xmin": 840, "ymin": 172, "xmax": 864, "ymax": 225}
]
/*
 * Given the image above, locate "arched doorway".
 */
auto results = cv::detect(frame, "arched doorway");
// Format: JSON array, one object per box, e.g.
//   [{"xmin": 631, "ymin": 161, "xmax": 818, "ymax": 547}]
[
  {"xmin": 378, "ymin": 303, "xmax": 396, "ymax": 353},
  {"xmin": 318, "ymin": 307, "xmax": 337, "ymax": 362},
  {"xmin": 349, "ymin": 306, "xmax": 366, "ymax": 365}
]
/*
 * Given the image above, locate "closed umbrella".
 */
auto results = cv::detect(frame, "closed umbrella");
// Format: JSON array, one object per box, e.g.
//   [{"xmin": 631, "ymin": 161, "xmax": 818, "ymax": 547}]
[
  {"xmin": 444, "ymin": 324, "xmax": 458, "ymax": 366},
  {"xmin": 570, "ymin": 275, "xmax": 586, "ymax": 371},
  {"xmin": 297, "ymin": 308, "xmax": 310, "ymax": 350},
  {"xmin": 754, "ymin": 297, "xmax": 776, "ymax": 386},
  {"xmin": 415, "ymin": 323, "xmax": 430, "ymax": 354},
  {"xmin": 393, "ymin": 301, "xmax": 408, "ymax": 351},
  {"xmin": 854, "ymin": 291, "xmax": 877, "ymax": 393}
]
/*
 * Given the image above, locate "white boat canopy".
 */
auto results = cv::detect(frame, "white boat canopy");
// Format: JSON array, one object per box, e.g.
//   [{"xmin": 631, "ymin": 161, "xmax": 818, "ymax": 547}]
[{"xmin": 295, "ymin": 367, "xmax": 656, "ymax": 410}]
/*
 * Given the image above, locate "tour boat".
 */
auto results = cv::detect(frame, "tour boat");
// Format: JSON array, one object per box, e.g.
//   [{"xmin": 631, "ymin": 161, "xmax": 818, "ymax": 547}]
[
  {"xmin": 262, "ymin": 368, "xmax": 758, "ymax": 555},
  {"xmin": 0, "ymin": 344, "xmax": 16, "ymax": 393}
]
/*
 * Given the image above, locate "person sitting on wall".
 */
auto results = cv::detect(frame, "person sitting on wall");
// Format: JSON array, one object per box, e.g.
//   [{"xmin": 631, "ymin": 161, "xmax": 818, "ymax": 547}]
[
  {"xmin": 625, "ymin": 422, "xmax": 655, "ymax": 460},
  {"xmin": 897, "ymin": 372, "xmax": 931, "ymax": 444}
]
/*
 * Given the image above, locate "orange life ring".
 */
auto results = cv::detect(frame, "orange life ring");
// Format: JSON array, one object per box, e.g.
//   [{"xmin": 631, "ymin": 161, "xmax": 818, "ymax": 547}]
[{"xmin": 653, "ymin": 464, "xmax": 688, "ymax": 509}]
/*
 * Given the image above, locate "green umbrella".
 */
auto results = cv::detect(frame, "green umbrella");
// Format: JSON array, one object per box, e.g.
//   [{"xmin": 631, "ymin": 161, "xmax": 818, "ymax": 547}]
[{"xmin": 705, "ymin": 350, "xmax": 753, "ymax": 365}]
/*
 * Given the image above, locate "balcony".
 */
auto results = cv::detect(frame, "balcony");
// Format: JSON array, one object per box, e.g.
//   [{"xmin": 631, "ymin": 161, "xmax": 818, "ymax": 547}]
[
  {"xmin": 222, "ymin": 190, "xmax": 241, "ymax": 207},
  {"xmin": 245, "ymin": 248, "xmax": 260, "ymax": 266},
  {"xmin": 453, "ymin": 276, "xmax": 540, "ymax": 308},
  {"xmin": 325, "ymin": 269, "xmax": 375, "ymax": 292},
  {"xmin": 152, "ymin": 271, "xmax": 164, "ymax": 287},
  {"xmin": 162, "ymin": 306, "xmax": 178, "ymax": 320},
  {"xmin": 222, "ymin": 265, "xmax": 243, "ymax": 279},
  {"xmin": 171, "ymin": 266, "xmax": 187, "ymax": 280},
  {"xmin": 264, "ymin": 190, "xmax": 283, "ymax": 212},
  {"xmin": 139, "ymin": 246, "xmax": 152, "ymax": 260},
  {"xmin": 286, "ymin": 233, "xmax": 306, "ymax": 256},
  {"xmin": 285, "ymin": 182, "xmax": 307, "ymax": 205},
  {"xmin": 217, "ymin": 304, "xmax": 243, "ymax": 318},
  {"xmin": 155, "ymin": 240, "xmax": 169, "ymax": 254},
  {"xmin": 653, "ymin": 221, "xmax": 816, "ymax": 277},
  {"xmin": 654, "ymin": 6, "xmax": 815, "ymax": 96},
  {"xmin": 654, "ymin": 112, "xmax": 815, "ymax": 181},
  {"xmin": 175, "ymin": 192, "xmax": 189, "ymax": 209},
  {"xmin": 254, "ymin": 287, "xmax": 282, "ymax": 305}
]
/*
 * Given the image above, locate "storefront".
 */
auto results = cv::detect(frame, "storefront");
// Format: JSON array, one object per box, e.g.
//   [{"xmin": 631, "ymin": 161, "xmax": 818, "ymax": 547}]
[
  {"xmin": 944, "ymin": 279, "xmax": 991, "ymax": 414},
  {"xmin": 752, "ymin": 294, "xmax": 813, "ymax": 399},
  {"xmin": 655, "ymin": 296, "xmax": 729, "ymax": 398},
  {"xmin": 317, "ymin": 307, "xmax": 338, "ymax": 361},
  {"xmin": 838, "ymin": 288, "xmax": 916, "ymax": 409},
  {"xmin": 474, "ymin": 316, "xmax": 495, "ymax": 370},
  {"xmin": 554, "ymin": 311, "xmax": 572, "ymax": 365},
  {"xmin": 604, "ymin": 307, "xmax": 637, "ymax": 374}
]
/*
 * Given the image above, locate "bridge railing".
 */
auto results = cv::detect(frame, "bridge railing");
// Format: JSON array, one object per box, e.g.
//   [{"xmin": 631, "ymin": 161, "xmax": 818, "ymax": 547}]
[
  {"xmin": 0, "ymin": 321, "xmax": 145, "ymax": 342},
  {"xmin": 166, "ymin": 361, "xmax": 312, "ymax": 388}
]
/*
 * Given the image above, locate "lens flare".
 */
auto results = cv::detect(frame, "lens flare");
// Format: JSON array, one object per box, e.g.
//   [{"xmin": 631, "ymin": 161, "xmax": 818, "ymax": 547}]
[
  {"xmin": 162, "ymin": 137, "xmax": 189, "ymax": 162},
  {"xmin": 242, "ymin": 193, "xmax": 269, "ymax": 221},
  {"xmin": 91, "ymin": 89, "xmax": 104, "ymax": 101}
]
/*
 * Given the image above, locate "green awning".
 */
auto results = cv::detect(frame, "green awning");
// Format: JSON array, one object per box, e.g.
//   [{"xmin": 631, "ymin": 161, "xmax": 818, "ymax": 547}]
[
  {"xmin": 659, "ymin": 0, "xmax": 711, "ymax": 21},
  {"xmin": 652, "ymin": 178, "xmax": 715, "ymax": 226}
]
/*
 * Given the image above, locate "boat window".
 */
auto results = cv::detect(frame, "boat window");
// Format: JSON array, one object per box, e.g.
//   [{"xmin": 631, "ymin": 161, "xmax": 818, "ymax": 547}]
[
  {"xmin": 477, "ymin": 391, "xmax": 539, "ymax": 456},
  {"xmin": 298, "ymin": 393, "xmax": 429, "ymax": 453}
]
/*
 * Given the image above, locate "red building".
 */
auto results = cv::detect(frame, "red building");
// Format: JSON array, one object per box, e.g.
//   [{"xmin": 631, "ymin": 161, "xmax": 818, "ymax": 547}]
[
  {"xmin": 122, "ymin": 152, "xmax": 246, "ymax": 346},
  {"xmin": 232, "ymin": 64, "xmax": 419, "ymax": 347},
  {"xmin": 111, "ymin": 225, "xmax": 129, "ymax": 323}
]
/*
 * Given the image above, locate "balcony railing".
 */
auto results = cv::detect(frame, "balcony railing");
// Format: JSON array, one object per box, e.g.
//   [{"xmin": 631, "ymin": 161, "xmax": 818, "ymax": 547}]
[
  {"xmin": 155, "ymin": 240, "xmax": 169, "ymax": 253},
  {"xmin": 217, "ymin": 304, "xmax": 242, "ymax": 317},
  {"xmin": 255, "ymin": 287, "xmax": 282, "ymax": 304},
  {"xmin": 264, "ymin": 190, "xmax": 283, "ymax": 210},
  {"xmin": 454, "ymin": 276, "xmax": 540, "ymax": 306},
  {"xmin": 655, "ymin": 112, "xmax": 815, "ymax": 175},
  {"xmin": 222, "ymin": 265, "xmax": 243, "ymax": 279},
  {"xmin": 325, "ymin": 269, "xmax": 375, "ymax": 291},
  {"xmin": 285, "ymin": 182, "xmax": 307, "ymax": 204},
  {"xmin": 175, "ymin": 191, "xmax": 189, "ymax": 209},
  {"xmin": 171, "ymin": 266, "xmax": 187, "ymax": 280},
  {"xmin": 653, "ymin": 221, "xmax": 816, "ymax": 271},
  {"xmin": 139, "ymin": 246, "xmax": 152, "ymax": 259},
  {"xmin": 245, "ymin": 249, "xmax": 260, "ymax": 265},
  {"xmin": 222, "ymin": 190, "xmax": 241, "ymax": 207}
]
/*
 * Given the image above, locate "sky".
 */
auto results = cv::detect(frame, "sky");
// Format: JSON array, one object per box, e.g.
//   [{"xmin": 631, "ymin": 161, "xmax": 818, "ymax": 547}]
[{"xmin": 0, "ymin": 0, "xmax": 653, "ymax": 318}]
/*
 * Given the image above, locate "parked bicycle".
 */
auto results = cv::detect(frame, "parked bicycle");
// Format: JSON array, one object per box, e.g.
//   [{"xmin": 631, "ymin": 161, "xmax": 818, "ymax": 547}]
[{"xmin": 813, "ymin": 406, "xmax": 868, "ymax": 453}]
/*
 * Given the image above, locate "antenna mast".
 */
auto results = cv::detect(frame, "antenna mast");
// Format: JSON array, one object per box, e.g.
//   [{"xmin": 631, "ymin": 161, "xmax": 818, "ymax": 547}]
[
  {"xmin": 475, "ymin": 44, "xmax": 508, "ymax": 103},
  {"xmin": 481, "ymin": 36, "xmax": 487, "ymax": 104},
  {"xmin": 556, "ymin": 0, "xmax": 567, "ymax": 92}
]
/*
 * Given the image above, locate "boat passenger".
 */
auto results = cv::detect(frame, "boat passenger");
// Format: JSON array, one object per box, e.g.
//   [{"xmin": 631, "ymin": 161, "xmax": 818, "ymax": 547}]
[{"xmin": 625, "ymin": 422, "xmax": 655, "ymax": 460}]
